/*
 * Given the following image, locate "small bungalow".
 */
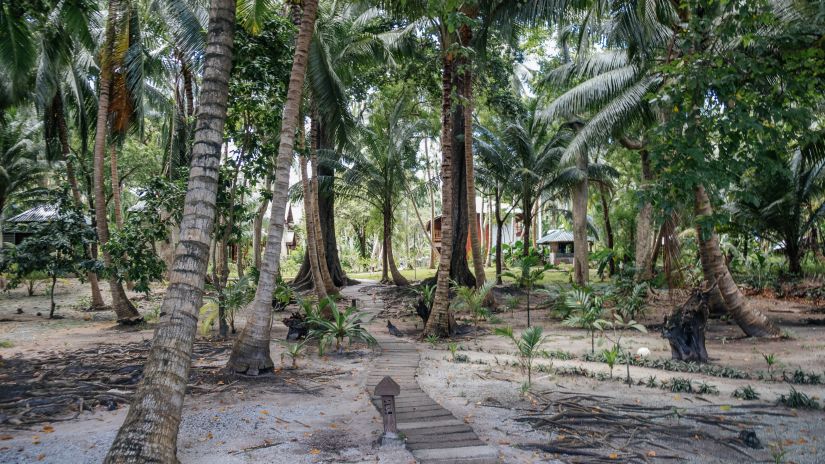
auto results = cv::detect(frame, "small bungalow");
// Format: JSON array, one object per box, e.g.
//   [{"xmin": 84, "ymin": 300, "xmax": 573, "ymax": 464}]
[
  {"xmin": 2, "ymin": 205, "xmax": 62, "ymax": 246},
  {"xmin": 537, "ymin": 229, "xmax": 595, "ymax": 265}
]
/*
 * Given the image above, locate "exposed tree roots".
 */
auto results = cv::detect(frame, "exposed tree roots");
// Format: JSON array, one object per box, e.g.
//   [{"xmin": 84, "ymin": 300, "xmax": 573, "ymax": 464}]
[
  {"xmin": 513, "ymin": 389, "xmax": 787, "ymax": 463},
  {"xmin": 0, "ymin": 340, "xmax": 339, "ymax": 426}
]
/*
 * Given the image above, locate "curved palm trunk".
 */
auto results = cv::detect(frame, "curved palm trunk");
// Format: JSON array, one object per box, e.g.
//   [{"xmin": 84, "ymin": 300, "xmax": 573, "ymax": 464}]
[
  {"xmin": 93, "ymin": 0, "xmax": 141, "ymax": 324},
  {"xmin": 382, "ymin": 204, "xmax": 408, "ymax": 286},
  {"xmin": 227, "ymin": 0, "xmax": 319, "ymax": 374},
  {"xmin": 598, "ymin": 184, "xmax": 615, "ymax": 276},
  {"xmin": 572, "ymin": 151, "xmax": 589, "ymax": 286},
  {"xmin": 103, "ymin": 0, "xmax": 236, "ymax": 461},
  {"xmin": 694, "ymin": 185, "xmax": 779, "ymax": 337},
  {"xmin": 300, "ymin": 155, "xmax": 328, "ymax": 301},
  {"xmin": 425, "ymin": 51, "xmax": 456, "ymax": 337}
]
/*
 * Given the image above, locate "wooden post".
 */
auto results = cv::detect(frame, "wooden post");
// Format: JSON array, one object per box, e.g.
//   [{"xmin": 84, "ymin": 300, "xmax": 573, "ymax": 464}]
[{"xmin": 374, "ymin": 376, "xmax": 400, "ymax": 438}]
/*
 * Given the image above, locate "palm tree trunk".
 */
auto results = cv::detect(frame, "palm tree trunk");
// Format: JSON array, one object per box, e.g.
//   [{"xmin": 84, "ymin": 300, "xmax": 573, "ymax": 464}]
[
  {"xmin": 300, "ymin": 155, "xmax": 328, "ymax": 300},
  {"xmin": 572, "ymin": 151, "xmax": 589, "ymax": 286},
  {"xmin": 598, "ymin": 183, "xmax": 615, "ymax": 276},
  {"xmin": 383, "ymin": 205, "xmax": 409, "ymax": 286},
  {"xmin": 92, "ymin": 0, "xmax": 141, "ymax": 324},
  {"xmin": 634, "ymin": 150, "xmax": 654, "ymax": 281},
  {"xmin": 227, "ymin": 0, "xmax": 318, "ymax": 374},
  {"xmin": 54, "ymin": 93, "xmax": 107, "ymax": 309},
  {"xmin": 252, "ymin": 177, "xmax": 271, "ymax": 270},
  {"xmin": 425, "ymin": 139, "xmax": 437, "ymax": 269},
  {"xmin": 110, "ymin": 144, "xmax": 124, "ymax": 229},
  {"xmin": 495, "ymin": 185, "xmax": 503, "ymax": 285},
  {"xmin": 694, "ymin": 185, "xmax": 779, "ymax": 337},
  {"xmin": 309, "ymin": 146, "xmax": 336, "ymax": 293},
  {"xmin": 463, "ymin": 62, "xmax": 485, "ymax": 290},
  {"xmin": 425, "ymin": 50, "xmax": 456, "ymax": 337},
  {"xmin": 103, "ymin": 0, "xmax": 236, "ymax": 460}
]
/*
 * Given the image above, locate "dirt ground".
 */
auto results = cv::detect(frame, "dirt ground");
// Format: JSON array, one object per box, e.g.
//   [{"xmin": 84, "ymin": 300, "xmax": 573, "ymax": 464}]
[{"xmin": 1, "ymin": 278, "xmax": 824, "ymax": 463}]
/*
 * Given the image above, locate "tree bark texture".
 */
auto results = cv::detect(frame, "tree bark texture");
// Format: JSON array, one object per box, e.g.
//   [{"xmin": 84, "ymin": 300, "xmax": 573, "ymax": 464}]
[
  {"xmin": 227, "ymin": 0, "xmax": 319, "ymax": 373},
  {"xmin": 425, "ymin": 50, "xmax": 458, "ymax": 337},
  {"xmin": 110, "ymin": 144, "xmax": 124, "ymax": 229},
  {"xmin": 300, "ymin": 155, "xmax": 328, "ymax": 301},
  {"xmin": 663, "ymin": 288, "xmax": 710, "ymax": 362},
  {"xmin": 598, "ymin": 183, "xmax": 615, "ymax": 276},
  {"xmin": 309, "ymin": 136, "xmax": 336, "ymax": 293},
  {"xmin": 463, "ymin": 55, "xmax": 485, "ymax": 291},
  {"xmin": 694, "ymin": 185, "xmax": 780, "ymax": 337},
  {"xmin": 103, "ymin": 0, "xmax": 236, "ymax": 461},
  {"xmin": 252, "ymin": 177, "xmax": 271, "ymax": 271},
  {"xmin": 382, "ymin": 203, "xmax": 409, "ymax": 286},
  {"xmin": 572, "ymin": 151, "xmax": 589, "ymax": 286}
]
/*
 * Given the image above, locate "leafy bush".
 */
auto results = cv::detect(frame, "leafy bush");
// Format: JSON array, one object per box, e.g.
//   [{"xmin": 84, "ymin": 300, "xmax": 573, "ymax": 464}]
[{"xmin": 733, "ymin": 385, "xmax": 760, "ymax": 400}]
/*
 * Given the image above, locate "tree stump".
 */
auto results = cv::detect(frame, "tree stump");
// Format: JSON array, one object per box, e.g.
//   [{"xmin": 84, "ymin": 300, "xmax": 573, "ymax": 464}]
[
  {"xmin": 282, "ymin": 312, "xmax": 308, "ymax": 340},
  {"xmin": 662, "ymin": 289, "xmax": 710, "ymax": 362}
]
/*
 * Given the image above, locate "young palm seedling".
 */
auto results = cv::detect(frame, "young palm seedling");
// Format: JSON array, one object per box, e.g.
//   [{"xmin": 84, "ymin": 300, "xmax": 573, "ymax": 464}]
[
  {"xmin": 762, "ymin": 353, "xmax": 779, "ymax": 379},
  {"xmin": 495, "ymin": 326, "xmax": 549, "ymax": 390},
  {"xmin": 562, "ymin": 287, "xmax": 608, "ymax": 354},
  {"xmin": 453, "ymin": 281, "xmax": 495, "ymax": 327},
  {"xmin": 308, "ymin": 300, "xmax": 376, "ymax": 355},
  {"xmin": 501, "ymin": 255, "xmax": 551, "ymax": 327},
  {"xmin": 279, "ymin": 339, "xmax": 308, "ymax": 369}
]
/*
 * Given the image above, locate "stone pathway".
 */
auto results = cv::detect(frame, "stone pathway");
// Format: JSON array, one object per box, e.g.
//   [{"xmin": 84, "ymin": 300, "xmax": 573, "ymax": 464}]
[{"xmin": 342, "ymin": 283, "xmax": 498, "ymax": 464}]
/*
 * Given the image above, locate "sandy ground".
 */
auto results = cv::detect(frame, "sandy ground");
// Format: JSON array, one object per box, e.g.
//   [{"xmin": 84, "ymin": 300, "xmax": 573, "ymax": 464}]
[
  {"xmin": 0, "ymin": 279, "xmax": 414, "ymax": 463},
  {"xmin": 2, "ymin": 278, "xmax": 825, "ymax": 463}
]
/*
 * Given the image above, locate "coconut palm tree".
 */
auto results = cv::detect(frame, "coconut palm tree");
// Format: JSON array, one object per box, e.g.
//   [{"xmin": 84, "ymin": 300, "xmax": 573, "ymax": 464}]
[
  {"xmin": 339, "ymin": 93, "xmax": 424, "ymax": 286},
  {"xmin": 227, "ymin": 0, "xmax": 320, "ymax": 375},
  {"xmin": 103, "ymin": 0, "xmax": 237, "ymax": 460},
  {"xmin": 728, "ymin": 142, "xmax": 825, "ymax": 275}
]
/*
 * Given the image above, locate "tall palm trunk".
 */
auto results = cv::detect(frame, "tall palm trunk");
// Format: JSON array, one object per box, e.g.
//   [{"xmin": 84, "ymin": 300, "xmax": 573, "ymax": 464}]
[
  {"xmin": 694, "ymin": 185, "xmax": 779, "ymax": 337},
  {"xmin": 494, "ymin": 185, "xmax": 504, "ymax": 285},
  {"xmin": 103, "ymin": 0, "xmax": 236, "ymax": 461},
  {"xmin": 425, "ymin": 139, "xmax": 437, "ymax": 268},
  {"xmin": 463, "ymin": 58, "xmax": 486, "ymax": 291},
  {"xmin": 252, "ymin": 177, "xmax": 271, "ymax": 270},
  {"xmin": 634, "ymin": 150, "xmax": 655, "ymax": 281},
  {"xmin": 572, "ymin": 151, "xmax": 589, "ymax": 286},
  {"xmin": 598, "ymin": 183, "xmax": 615, "ymax": 276},
  {"xmin": 227, "ymin": 0, "xmax": 319, "ymax": 374},
  {"xmin": 309, "ymin": 148, "xmax": 336, "ymax": 293},
  {"xmin": 424, "ymin": 51, "xmax": 456, "ymax": 337},
  {"xmin": 53, "ymin": 93, "xmax": 106, "ymax": 308},
  {"xmin": 93, "ymin": 0, "xmax": 141, "ymax": 324},
  {"xmin": 110, "ymin": 144, "xmax": 124, "ymax": 229},
  {"xmin": 300, "ymin": 155, "xmax": 328, "ymax": 301}
]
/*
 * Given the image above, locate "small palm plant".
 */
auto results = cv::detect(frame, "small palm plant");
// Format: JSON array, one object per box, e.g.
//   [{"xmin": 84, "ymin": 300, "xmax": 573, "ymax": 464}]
[
  {"xmin": 453, "ymin": 282, "xmax": 495, "ymax": 327},
  {"xmin": 495, "ymin": 326, "xmax": 549, "ymax": 389},
  {"xmin": 501, "ymin": 255, "xmax": 551, "ymax": 327},
  {"xmin": 279, "ymin": 339, "xmax": 308, "ymax": 369},
  {"xmin": 602, "ymin": 345, "xmax": 621, "ymax": 378},
  {"xmin": 562, "ymin": 287, "xmax": 607, "ymax": 353},
  {"xmin": 763, "ymin": 353, "xmax": 779, "ymax": 379},
  {"xmin": 308, "ymin": 301, "xmax": 376, "ymax": 355},
  {"xmin": 419, "ymin": 284, "xmax": 436, "ymax": 309}
]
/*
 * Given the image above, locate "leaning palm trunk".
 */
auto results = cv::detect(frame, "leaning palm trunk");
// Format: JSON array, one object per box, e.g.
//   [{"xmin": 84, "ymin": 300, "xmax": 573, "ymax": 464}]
[
  {"xmin": 110, "ymin": 144, "xmax": 124, "ymax": 229},
  {"xmin": 227, "ymin": 0, "xmax": 319, "ymax": 374},
  {"xmin": 92, "ymin": 0, "xmax": 141, "ymax": 324},
  {"xmin": 425, "ymin": 52, "xmax": 456, "ymax": 337},
  {"xmin": 300, "ymin": 155, "xmax": 328, "ymax": 301},
  {"xmin": 572, "ymin": 152, "xmax": 589, "ymax": 286},
  {"xmin": 694, "ymin": 185, "xmax": 779, "ymax": 337},
  {"xmin": 252, "ymin": 177, "xmax": 271, "ymax": 270},
  {"xmin": 103, "ymin": 0, "xmax": 236, "ymax": 461}
]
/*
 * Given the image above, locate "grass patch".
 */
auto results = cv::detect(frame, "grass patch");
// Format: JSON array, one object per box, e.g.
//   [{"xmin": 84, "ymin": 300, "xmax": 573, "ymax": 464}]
[{"xmin": 0, "ymin": 340, "xmax": 13, "ymax": 348}]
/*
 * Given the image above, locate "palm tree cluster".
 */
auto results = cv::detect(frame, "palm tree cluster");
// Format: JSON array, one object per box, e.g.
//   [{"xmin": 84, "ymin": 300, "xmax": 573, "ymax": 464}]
[{"xmin": 0, "ymin": 0, "xmax": 822, "ymax": 461}]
